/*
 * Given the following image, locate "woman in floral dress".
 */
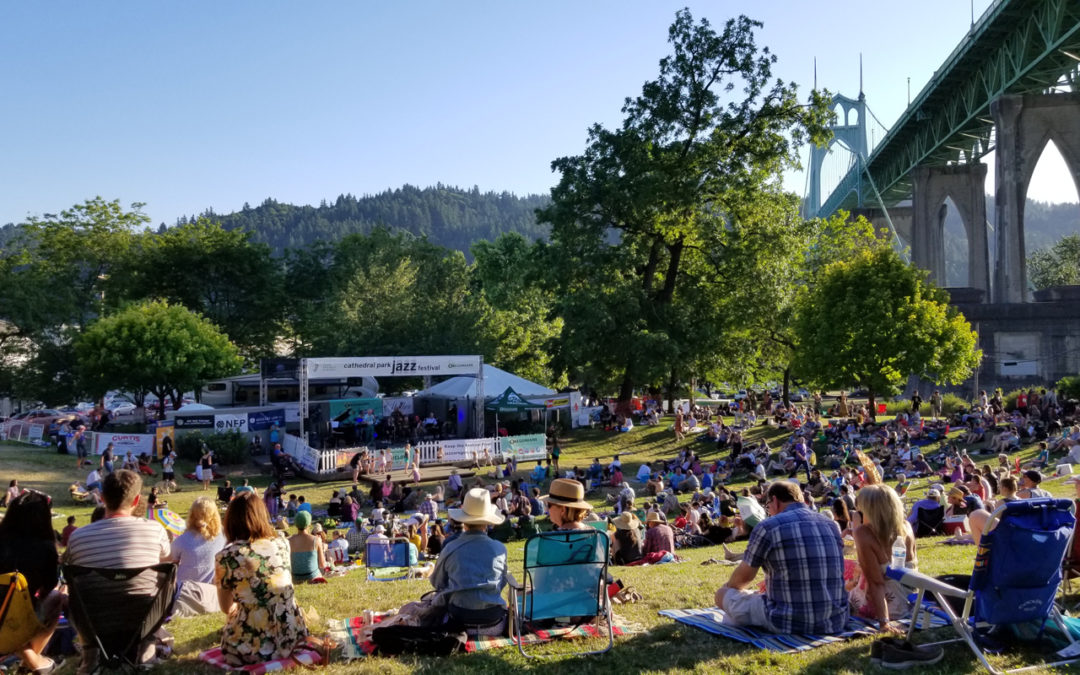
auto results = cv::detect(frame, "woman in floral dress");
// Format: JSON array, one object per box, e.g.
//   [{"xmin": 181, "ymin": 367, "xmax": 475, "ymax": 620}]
[{"xmin": 215, "ymin": 492, "xmax": 308, "ymax": 666}]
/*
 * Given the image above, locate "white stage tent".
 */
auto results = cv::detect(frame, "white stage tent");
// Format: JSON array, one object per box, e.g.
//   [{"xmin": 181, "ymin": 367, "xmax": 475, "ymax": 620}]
[{"xmin": 415, "ymin": 365, "xmax": 556, "ymax": 400}]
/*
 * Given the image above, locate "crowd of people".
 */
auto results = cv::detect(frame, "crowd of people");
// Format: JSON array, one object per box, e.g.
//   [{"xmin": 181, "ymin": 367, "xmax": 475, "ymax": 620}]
[{"xmin": 2, "ymin": 385, "xmax": 1079, "ymax": 670}]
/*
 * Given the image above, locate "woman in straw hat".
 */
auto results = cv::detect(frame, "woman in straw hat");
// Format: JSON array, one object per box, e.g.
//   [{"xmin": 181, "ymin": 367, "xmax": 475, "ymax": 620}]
[
  {"xmin": 540, "ymin": 478, "xmax": 594, "ymax": 531},
  {"xmin": 428, "ymin": 487, "xmax": 509, "ymax": 629},
  {"xmin": 610, "ymin": 511, "xmax": 644, "ymax": 565}
]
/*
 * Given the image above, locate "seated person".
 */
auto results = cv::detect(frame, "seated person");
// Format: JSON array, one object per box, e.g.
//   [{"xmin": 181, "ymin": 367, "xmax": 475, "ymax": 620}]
[
  {"xmin": 288, "ymin": 512, "xmax": 327, "ymax": 582},
  {"xmin": 0, "ymin": 491, "xmax": 65, "ymax": 674},
  {"xmin": 429, "ymin": 489, "xmax": 508, "ymax": 630},
  {"xmin": 216, "ymin": 493, "xmax": 309, "ymax": 666},
  {"xmin": 217, "ymin": 480, "xmax": 234, "ymax": 504},
  {"xmin": 635, "ymin": 463, "xmax": 652, "ymax": 484},
  {"xmin": 64, "ymin": 470, "xmax": 171, "ymax": 672},
  {"xmin": 610, "ymin": 512, "xmax": 644, "ymax": 565},
  {"xmin": 170, "ymin": 497, "xmax": 227, "ymax": 617},
  {"xmin": 715, "ymin": 481, "xmax": 848, "ymax": 634}
]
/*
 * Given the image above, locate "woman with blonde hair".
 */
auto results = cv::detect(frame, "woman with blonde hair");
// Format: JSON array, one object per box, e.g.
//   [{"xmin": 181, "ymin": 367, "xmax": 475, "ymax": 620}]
[
  {"xmin": 170, "ymin": 496, "xmax": 227, "ymax": 616},
  {"xmin": 849, "ymin": 484, "xmax": 917, "ymax": 631},
  {"xmin": 541, "ymin": 478, "xmax": 594, "ymax": 531}
]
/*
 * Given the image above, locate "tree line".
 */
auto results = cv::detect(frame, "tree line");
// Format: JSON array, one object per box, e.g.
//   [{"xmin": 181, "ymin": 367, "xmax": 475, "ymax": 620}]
[{"xmin": 0, "ymin": 10, "xmax": 982, "ymax": 413}]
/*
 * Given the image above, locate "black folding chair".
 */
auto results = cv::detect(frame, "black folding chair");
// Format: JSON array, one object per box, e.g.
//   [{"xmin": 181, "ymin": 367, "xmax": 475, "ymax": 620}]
[
  {"xmin": 63, "ymin": 563, "xmax": 176, "ymax": 674},
  {"xmin": 915, "ymin": 505, "xmax": 945, "ymax": 537}
]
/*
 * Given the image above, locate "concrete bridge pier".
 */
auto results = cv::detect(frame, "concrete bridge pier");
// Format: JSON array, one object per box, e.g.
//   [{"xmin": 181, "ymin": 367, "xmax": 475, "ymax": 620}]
[
  {"xmin": 910, "ymin": 163, "xmax": 991, "ymax": 294},
  {"xmin": 992, "ymin": 93, "xmax": 1080, "ymax": 303}
]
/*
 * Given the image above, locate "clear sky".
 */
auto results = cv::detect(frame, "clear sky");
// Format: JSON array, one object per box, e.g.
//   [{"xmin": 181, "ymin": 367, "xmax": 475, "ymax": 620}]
[{"xmin": 1, "ymin": 1, "xmax": 1075, "ymax": 227}]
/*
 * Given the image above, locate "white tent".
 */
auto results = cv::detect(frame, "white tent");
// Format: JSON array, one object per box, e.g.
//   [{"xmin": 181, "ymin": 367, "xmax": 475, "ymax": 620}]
[{"xmin": 415, "ymin": 365, "xmax": 556, "ymax": 400}]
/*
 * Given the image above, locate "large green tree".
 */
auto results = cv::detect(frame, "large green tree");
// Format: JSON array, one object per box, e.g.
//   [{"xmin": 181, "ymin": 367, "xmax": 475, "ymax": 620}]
[
  {"xmin": 75, "ymin": 300, "xmax": 242, "ymax": 417},
  {"xmin": 538, "ymin": 10, "xmax": 831, "ymax": 407},
  {"xmin": 471, "ymin": 233, "xmax": 565, "ymax": 388},
  {"xmin": 793, "ymin": 247, "xmax": 982, "ymax": 414},
  {"xmin": 116, "ymin": 218, "xmax": 284, "ymax": 358}
]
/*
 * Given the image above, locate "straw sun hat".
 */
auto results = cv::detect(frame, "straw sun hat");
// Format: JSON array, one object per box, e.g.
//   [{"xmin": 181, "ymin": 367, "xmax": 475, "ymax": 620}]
[
  {"xmin": 612, "ymin": 512, "xmax": 641, "ymax": 531},
  {"xmin": 540, "ymin": 478, "xmax": 593, "ymax": 510},
  {"xmin": 448, "ymin": 488, "xmax": 506, "ymax": 526}
]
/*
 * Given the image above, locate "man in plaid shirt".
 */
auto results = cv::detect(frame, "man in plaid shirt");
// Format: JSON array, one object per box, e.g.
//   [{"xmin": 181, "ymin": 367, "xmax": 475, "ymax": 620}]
[
  {"xmin": 715, "ymin": 480, "xmax": 848, "ymax": 634},
  {"xmin": 345, "ymin": 514, "xmax": 371, "ymax": 556},
  {"xmin": 418, "ymin": 492, "xmax": 439, "ymax": 521}
]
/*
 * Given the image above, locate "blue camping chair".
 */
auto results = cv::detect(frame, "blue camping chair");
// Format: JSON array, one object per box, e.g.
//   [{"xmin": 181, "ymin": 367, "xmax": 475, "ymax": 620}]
[
  {"xmin": 508, "ymin": 529, "xmax": 613, "ymax": 658},
  {"xmin": 887, "ymin": 498, "xmax": 1078, "ymax": 674},
  {"xmin": 365, "ymin": 538, "xmax": 415, "ymax": 582}
]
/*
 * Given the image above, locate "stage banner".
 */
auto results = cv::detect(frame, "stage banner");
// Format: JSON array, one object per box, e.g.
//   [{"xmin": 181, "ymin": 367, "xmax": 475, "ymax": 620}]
[
  {"xmin": 502, "ymin": 433, "xmax": 547, "ymax": 461},
  {"xmin": 380, "ymin": 397, "xmax": 413, "ymax": 417},
  {"xmin": 305, "ymin": 355, "xmax": 481, "ymax": 378},
  {"xmin": 248, "ymin": 409, "xmax": 286, "ymax": 431},
  {"xmin": 214, "ymin": 413, "xmax": 248, "ymax": 434},
  {"xmin": 94, "ymin": 432, "xmax": 155, "ymax": 455},
  {"xmin": 328, "ymin": 398, "xmax": 382, "ymax": 422},
  {"xmin": 174, "ymin": 414, "xmax": 214, "ymax": 430},
  {"xmin": 154, "ymin": 422, "xmax": 175, "ymax": 459}
]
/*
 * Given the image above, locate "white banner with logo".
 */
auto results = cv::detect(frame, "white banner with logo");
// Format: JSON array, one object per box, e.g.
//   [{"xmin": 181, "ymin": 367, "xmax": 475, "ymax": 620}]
[
  {"xmin": 214, "ymin": 413, "xmax": 249, "ymax": 434},
  {"xmin": 282, "ymin": 432, "xmax": 318, "ymax": 472},
  {"xmin": 305, "ymin": 355, "xmax": 481, "ymax": 378},
  {"xmin": 93, "ymin": 432, "xmax": 155, "ymax": 455}
]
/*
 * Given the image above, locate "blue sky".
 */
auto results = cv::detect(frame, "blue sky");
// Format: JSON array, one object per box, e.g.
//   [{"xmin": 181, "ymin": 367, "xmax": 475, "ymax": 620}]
[{"xmin": 1, "ymin": 1, "xmax": 1074, "ymax": 227}]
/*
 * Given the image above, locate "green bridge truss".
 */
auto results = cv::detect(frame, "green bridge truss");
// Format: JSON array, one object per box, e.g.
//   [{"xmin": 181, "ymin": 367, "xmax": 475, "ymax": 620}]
[{"xmin": 817, "ymin": 0, "xmax": 1080, "ymax": 218}]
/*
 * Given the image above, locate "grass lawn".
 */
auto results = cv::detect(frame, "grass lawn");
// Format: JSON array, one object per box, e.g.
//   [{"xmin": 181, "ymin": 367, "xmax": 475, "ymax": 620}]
[{"xmin": 3, "ymin": 419, "xmax": 1079, "ymax": 674}]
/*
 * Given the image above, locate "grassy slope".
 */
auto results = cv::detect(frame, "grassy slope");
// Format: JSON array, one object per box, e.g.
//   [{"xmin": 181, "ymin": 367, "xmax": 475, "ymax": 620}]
[{"xmin": 3, "ymin": 418, "xmax": 1077, "ymax": 674}]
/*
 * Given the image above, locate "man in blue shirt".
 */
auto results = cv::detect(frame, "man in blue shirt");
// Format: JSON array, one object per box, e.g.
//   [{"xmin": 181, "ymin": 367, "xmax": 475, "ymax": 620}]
[{"xmin": 715, "ymin": 480, "xmax": 848, "ymax": 634}]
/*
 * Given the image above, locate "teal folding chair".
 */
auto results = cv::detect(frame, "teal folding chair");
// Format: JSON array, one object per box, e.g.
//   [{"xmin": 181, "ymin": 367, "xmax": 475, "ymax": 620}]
[
  {"xmin": 508, "ymin": 529, "xmax": 613, "ymax": 658},
  {"xmin": 365, "ymin": 538, "xmax": 415, "ymax": 582}
]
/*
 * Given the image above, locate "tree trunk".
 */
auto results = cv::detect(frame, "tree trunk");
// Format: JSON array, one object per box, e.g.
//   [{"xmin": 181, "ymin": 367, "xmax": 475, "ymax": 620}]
[
  {"xmin": 782, "ymin": 368, "xmax": 791, "ymax": 408},
  {"xmin": 657, "ymin": 239, "xmax": 684, "ymax": 303},
  {"xmin": 616, "ymin": 370, "xmax": 635, "ymax": 416},
  {"xmin": 667, "ymin": 368, "xmax": 678, "ymax": 414},
  {"xmin": 868, "ymin": 389, "xmax": 877, "ymax": 422}
]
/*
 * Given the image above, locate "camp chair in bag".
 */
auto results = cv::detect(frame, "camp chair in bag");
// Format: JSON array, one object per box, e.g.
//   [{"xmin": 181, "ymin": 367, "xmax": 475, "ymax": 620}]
[
  {"xmin": 365, "ymin": 538, "xmax": 415, "ymax": 582},
  {"xmin": 62, "ymin": 562, "xmax": 176, "ymax": 674},
  {"xmin": 0, "ymin": 571, "xmax": 46, "ymax": 657},
  {"xmin": 508, "ymin": 529, "xmax": 613, "ymax": 658},
  {"xmin": 887, "ymin": 498, "xmax": 1078, "ymax": 674}
]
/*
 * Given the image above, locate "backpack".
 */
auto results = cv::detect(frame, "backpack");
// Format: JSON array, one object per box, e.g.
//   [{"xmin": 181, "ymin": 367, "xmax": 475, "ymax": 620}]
[{"xmin": 371, "ymin": 624, "xmax": 466, "ymax": 656}]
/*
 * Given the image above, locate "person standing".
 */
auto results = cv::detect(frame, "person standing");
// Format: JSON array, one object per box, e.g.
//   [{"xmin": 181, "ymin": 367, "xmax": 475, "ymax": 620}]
[
  {"xmin": 100, "ymin": 441, "xmax": 115, "ymax": 474},
  {"xmin": 910, "ymin": 392, "xmax": 922, "ymax": 415},
  {"xmin": 73, "ymin": 425, "xmax": 89, "ymax": 470},
  {"xmin": 200, "ymin": 445, "xmax": 214, "ymax": 491}
]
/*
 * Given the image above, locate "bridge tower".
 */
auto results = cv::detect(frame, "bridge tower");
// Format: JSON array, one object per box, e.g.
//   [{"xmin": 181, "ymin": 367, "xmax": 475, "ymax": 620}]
[{"xmin": 806, "ymin": 93, "xmax": 868, "ymax": 217}]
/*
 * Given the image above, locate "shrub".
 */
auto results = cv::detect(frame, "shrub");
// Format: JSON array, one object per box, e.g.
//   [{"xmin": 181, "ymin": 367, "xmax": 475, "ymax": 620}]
[
  {"xmin": 1057, "ymin": 375, "xmax": 1080, "ymax": 401},
  {"xmin": 176, "ymin": 430, "xmax": 247, "ymax": 465},
  {"xmin": 883, "ymin": 393, "xmax": 969, "ymax": 417}
]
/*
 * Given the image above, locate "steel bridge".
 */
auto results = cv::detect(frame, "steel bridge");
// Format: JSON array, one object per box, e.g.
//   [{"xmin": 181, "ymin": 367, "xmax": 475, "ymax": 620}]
[{"xmin": 813, "ymin": 0, "xmax": 1080, "ymax": 219}]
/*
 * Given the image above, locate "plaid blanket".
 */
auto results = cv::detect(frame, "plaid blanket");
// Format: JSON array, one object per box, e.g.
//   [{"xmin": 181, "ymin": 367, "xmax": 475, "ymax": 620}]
[
  {"xmin": 330, "ymin": 615, "xmax": 635, "ymax": 659},
  {"xmin": 198, "ymin": 638, "xmax": 326, "ymax": 673},
  {"xmin": 658, "ymin": 608, "xmax": 947, "ymax": 654}
]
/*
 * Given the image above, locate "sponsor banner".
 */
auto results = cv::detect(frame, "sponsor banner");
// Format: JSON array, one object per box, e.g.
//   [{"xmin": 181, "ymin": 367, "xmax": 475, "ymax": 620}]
[
  {"xmin": 542, "ymin": 397, "xmax": 570, "ymax": 409},
  {"xmin": 154, "ymin": 422, "xmax": 175, "ymax": 459},
  {"xmin": 27, "ymin": 423, "xmax": 45, "ymax": 441},
  {"xmin": 94, "ymin": 432, "xmax": 155, "ymax": 455},
  {"xmin": 247, "ymin": 409, "xmax": 286, "ymax": 431},
  {"xmin": 305, "ymin": 355, "xmax": 481, "ymax": 378},
  {"xmin": 380, "ymin": 397, "xmax": 413, "ymax": 417},
  {"xmin": 282, "ymin": 404, "xmax": 301, "ymax": 424},
  {"xmin": 214, "ymin": 413, "xmax": 248, "ymax": 434},
  {"xmin": 502, "ymin": 433, "xmax": 547, "ymax": 461},
  {"xmin": 328, "ymin": 398, "xmax": 382, "ymax": 422},
  {"xmin": 175, "ymin": 415, "xmax": 214, "ymax": 429},
  {"xmin": 414, "ymin": 438, "xmax": 495, "ymax": 465}
]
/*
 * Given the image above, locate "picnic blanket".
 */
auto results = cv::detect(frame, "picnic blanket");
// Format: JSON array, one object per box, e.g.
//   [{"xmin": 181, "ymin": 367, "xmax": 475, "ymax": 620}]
[
  {"xmin": 658, "ymin": 608, "xmax": 947, "ymax": 654},
  {"xmin": 198, "ymin": 638, "xmax": 326, "ymax": 673},
  {"xmin": 330, "ymin": 615, "xmax": 637, "ymax": 659}
]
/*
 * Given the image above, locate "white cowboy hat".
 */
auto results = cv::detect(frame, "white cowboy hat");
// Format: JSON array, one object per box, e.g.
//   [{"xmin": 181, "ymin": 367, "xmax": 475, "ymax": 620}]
[{"xmin": 448, "ymin": 488, "xmax": 505, "ymax": 526}]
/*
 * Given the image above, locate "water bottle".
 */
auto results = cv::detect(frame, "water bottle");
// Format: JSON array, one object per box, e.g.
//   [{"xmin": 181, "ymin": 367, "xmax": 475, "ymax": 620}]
[{"xmin": 891, "ymin": 534, "xmax": 906, "ymax": 570}]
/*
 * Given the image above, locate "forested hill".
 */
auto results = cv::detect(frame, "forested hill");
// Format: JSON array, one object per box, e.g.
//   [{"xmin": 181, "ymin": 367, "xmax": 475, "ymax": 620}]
[{"xmin": 178, "ymin": 184, "xmax": 551, "ymax": 256}]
